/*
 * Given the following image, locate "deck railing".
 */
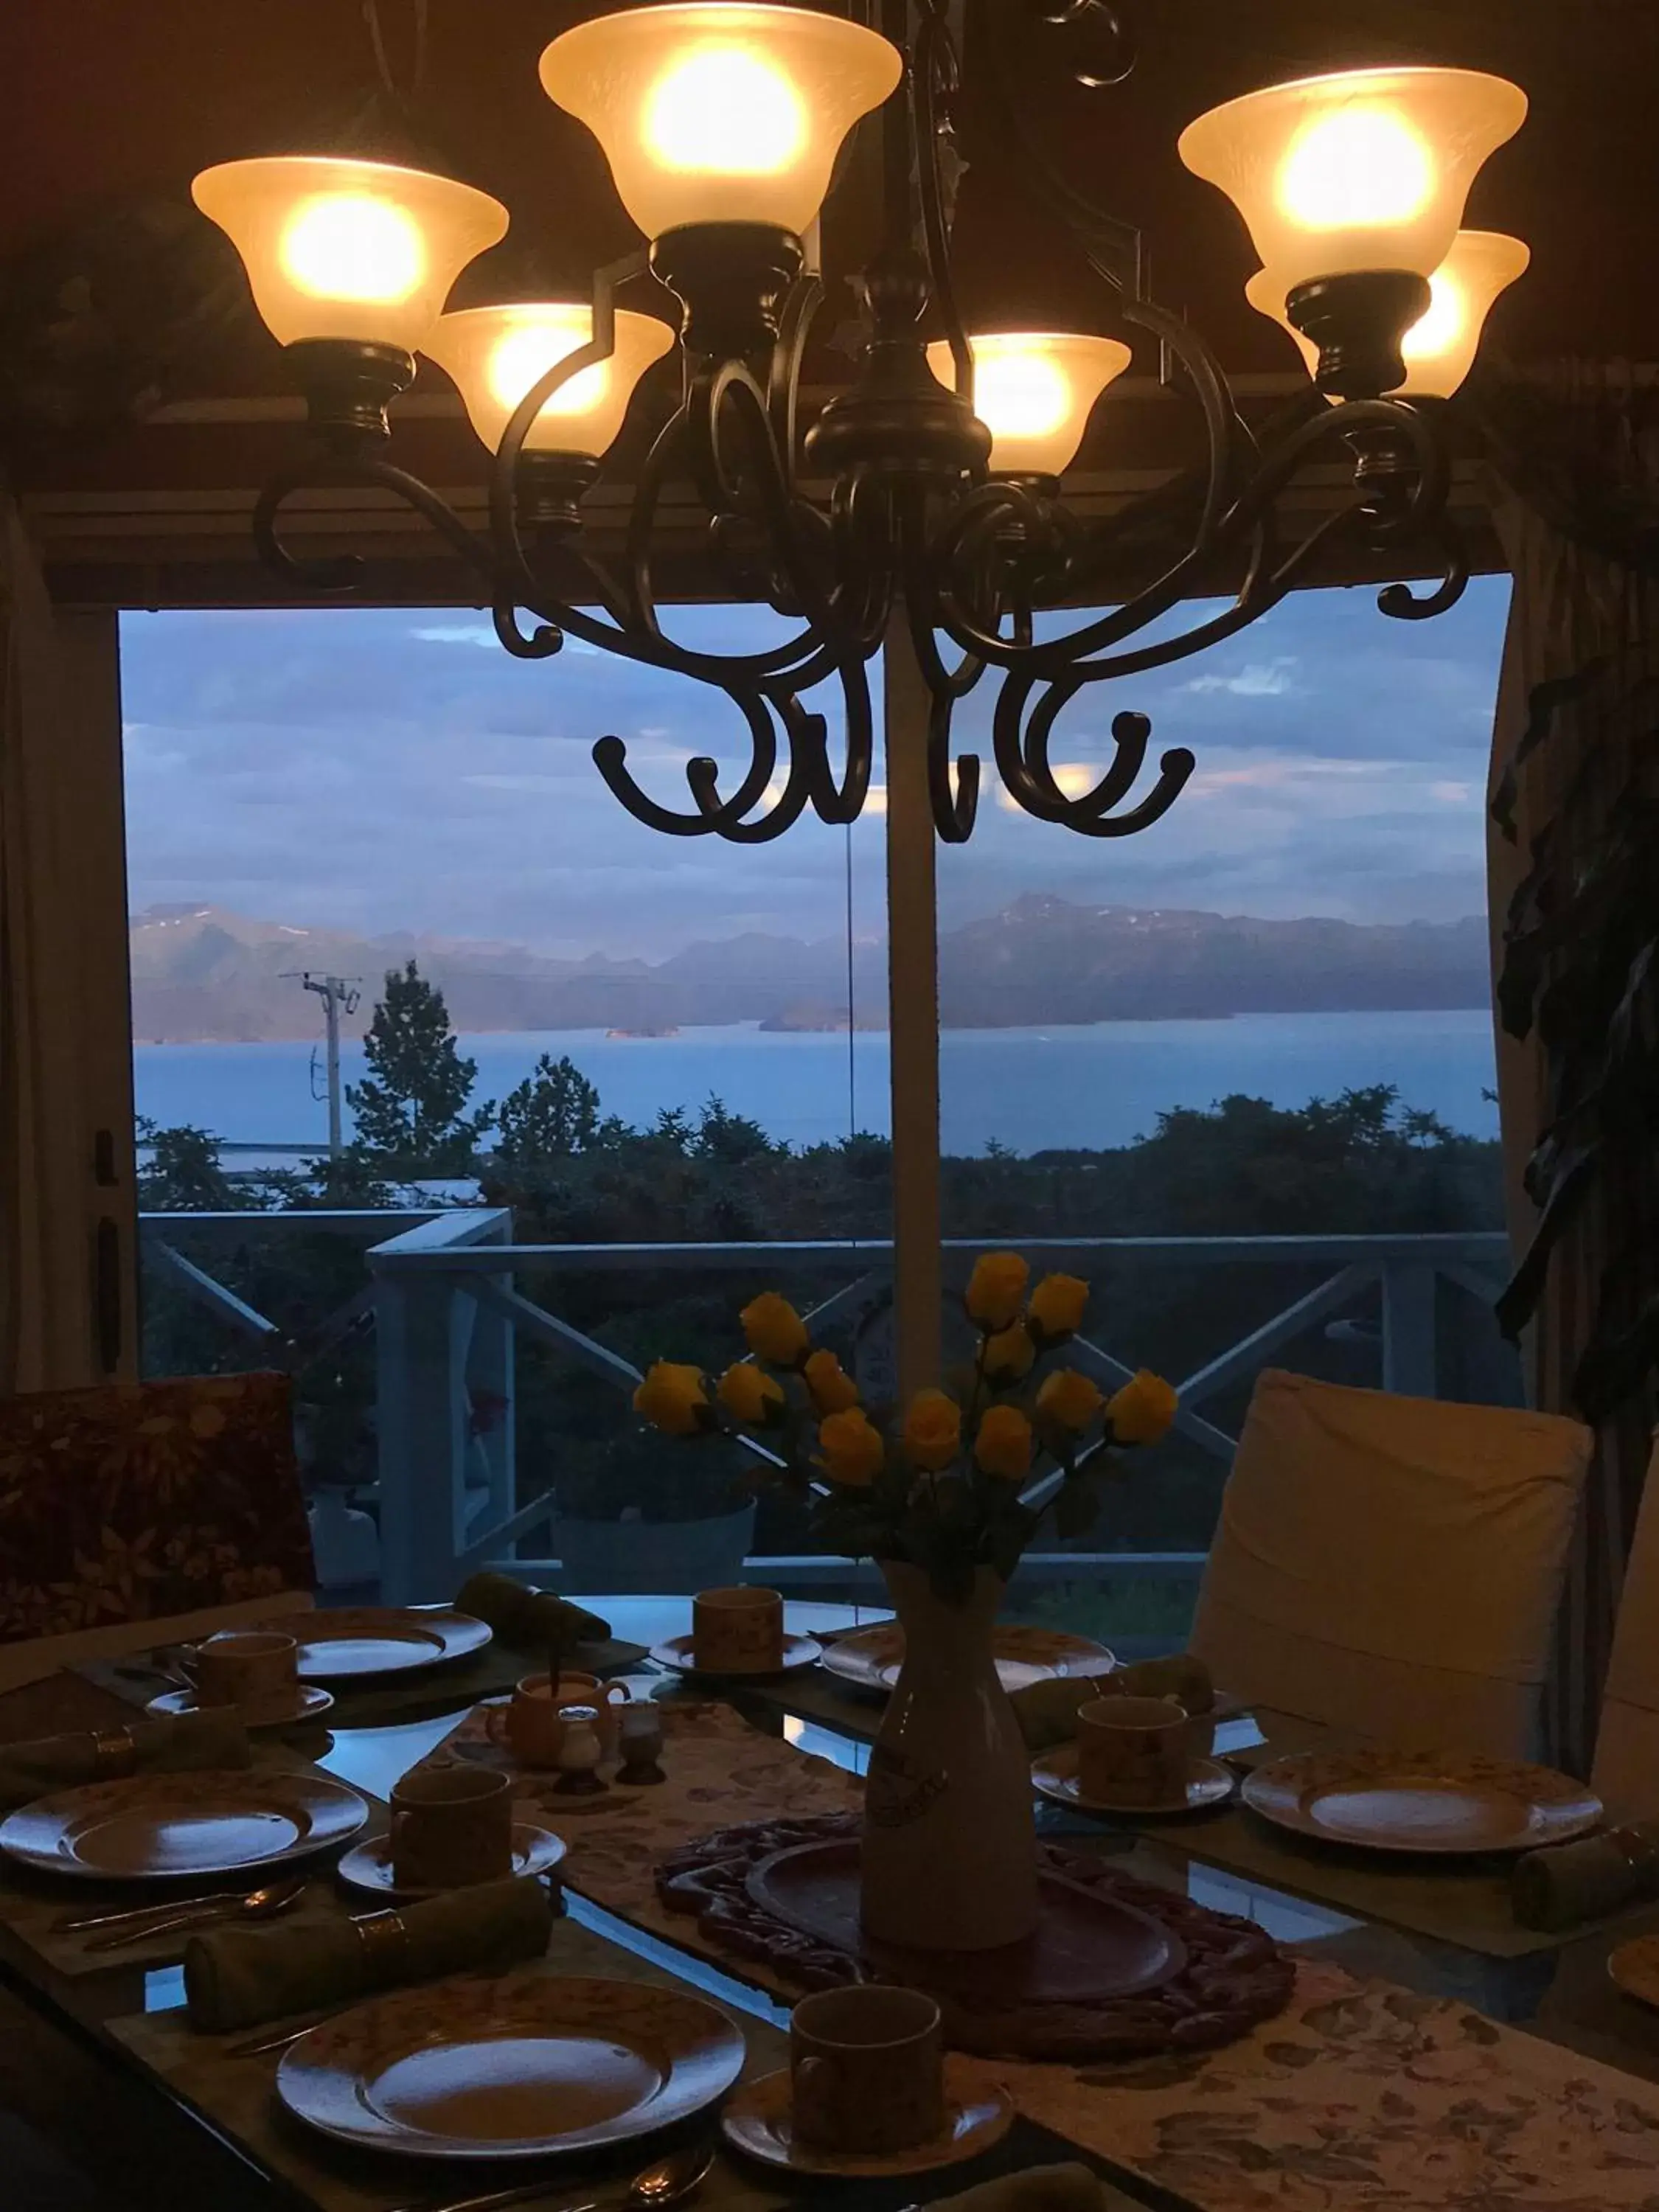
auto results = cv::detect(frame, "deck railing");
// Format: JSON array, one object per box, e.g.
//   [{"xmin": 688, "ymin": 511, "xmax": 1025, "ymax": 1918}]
[{"xmin": 140, "ymin": 1210, "xmax": 1516, "ymax": 1606}]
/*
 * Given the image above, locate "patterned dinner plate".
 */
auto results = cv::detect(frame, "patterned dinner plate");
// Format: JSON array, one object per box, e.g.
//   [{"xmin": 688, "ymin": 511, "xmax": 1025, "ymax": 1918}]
[
  {"xmin": 335, "ymin": 1824, "xmax": 567, "ymax": 1902},
  {"xmin": 1242, "ymin": 1747, "xmax": 1603, "ymax": 1857},
  {"xmin": 821, "ymin": 1622, "xmax": 1116, "ymax": 1696},
  {"xmin": 1032, "ymin": 1744, "xmax": 1237, "ymax": 1818},
  {"xmin": 258, "ymin": 1607, "xmax": 493, "ymax": 1681},
  {"xmin": 0, "ymin": 1767, "xmax": 369, "ymax": 1881},
  {"xmin": 1609, "ymin": 1935, "xmax": 1659, "ymax": 2008},
  {"xmin": 277, "ymin": 1972, "xmax": 745, "ymax": 2159},
  {"xmin": 723, "ymin": 2062, "xmax": 1015, "ymax": 2177},
  {"xmin": 648, "ymin": 1632, "xmax": 823, "ymax": 1682}
]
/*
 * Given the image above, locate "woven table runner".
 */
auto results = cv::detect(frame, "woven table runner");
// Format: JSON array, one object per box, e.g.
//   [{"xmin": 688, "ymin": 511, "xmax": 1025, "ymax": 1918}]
[{"xmin": 412, "ymin": 1701, "xmax": 1659, "ymax": 2212}]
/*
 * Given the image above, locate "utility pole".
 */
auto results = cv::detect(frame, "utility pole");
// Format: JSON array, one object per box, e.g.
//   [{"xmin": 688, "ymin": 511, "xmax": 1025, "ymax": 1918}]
[{"xmin": 283, "ymin": 972, "xmax": 361, "ymax": 1159}]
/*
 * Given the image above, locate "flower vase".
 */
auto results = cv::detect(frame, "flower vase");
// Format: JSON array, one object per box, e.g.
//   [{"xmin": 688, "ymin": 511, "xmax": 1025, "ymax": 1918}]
[{"xmin": 860, "ymin": 1561, "xmax": 1038, "ymax": 1953}]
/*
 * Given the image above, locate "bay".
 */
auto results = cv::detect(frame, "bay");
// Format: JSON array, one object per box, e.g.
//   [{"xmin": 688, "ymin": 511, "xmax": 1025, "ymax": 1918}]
[{"xmin": 133, "ymin": 1006, "xmax": 1498, "ymax": 1159}]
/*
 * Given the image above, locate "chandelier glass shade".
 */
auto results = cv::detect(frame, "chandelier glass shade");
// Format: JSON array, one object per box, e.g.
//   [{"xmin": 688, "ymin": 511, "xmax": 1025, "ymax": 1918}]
[
  {"xmin": 922, "ymin": 333, "xmax": 1133, "ymax": 479},
  {"xmin": 193, "ymin": 3, "xmax": 1528, "ymax": 849},
  {"xmin": 1247, "ymin": 229, "xmax": 1531, "ymax": 400},
  {"xmin": 423, "ymin": 303, "xmax": 676, "ymax": 459},
  {"xmin": 537, "ymin": 4, "xmax": 903, "ymax": 240}
]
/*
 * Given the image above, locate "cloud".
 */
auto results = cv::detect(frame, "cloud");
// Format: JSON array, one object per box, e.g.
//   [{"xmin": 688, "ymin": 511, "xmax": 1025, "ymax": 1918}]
[{"xmin": 1181, "ymin": 658, "xmax": 1301, "ymax": 698}]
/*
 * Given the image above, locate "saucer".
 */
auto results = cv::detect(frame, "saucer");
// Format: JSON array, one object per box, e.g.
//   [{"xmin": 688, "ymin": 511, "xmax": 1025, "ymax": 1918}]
[
  {"xmin": 335, "ymin": 1824, "xmax": 566, "ymax": 1902},
  {"xmin": 1032, "ymin": 1744, "xmax": 1237, "ymax": 1818},
  {"xmin": 145, "ymin": 1684, "xmax": 335, "ymax": 1731},
  {"xmin": 648, "ymin": 1632, "xmax": 822, "ymax": 1682},
  {"xmin": 722, "ymin": 2062, "xmax": 1013, "ymax": 2177}
]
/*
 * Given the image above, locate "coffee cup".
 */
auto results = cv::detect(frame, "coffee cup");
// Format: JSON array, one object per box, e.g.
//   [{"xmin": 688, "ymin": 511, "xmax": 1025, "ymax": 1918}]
[
  {"xmin": 692, "ymin": 1586, "xmax": 785, "ymax": 1674},
  {"xmin": 1077, "ymin": 1694, "xmax": 1191, "ymax": 1808},
  {"xmin": 191, "ymin": 1630, "xmax": 299, "ymax": 1720},
  {"xmin": 790, "ymin": 1984, "xmax": 944, "ymax": 2154},
  {"xmin": 389, "ymin": 1764, "xmax": 513, "ymax": 1890},
  {"xmin": 485, "ymin": 1677, "xmax": 568, "ymax": 1770}
]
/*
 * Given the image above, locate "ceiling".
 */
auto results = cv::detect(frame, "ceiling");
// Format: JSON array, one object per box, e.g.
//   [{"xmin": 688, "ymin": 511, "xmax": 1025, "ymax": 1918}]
[{"xmin": 3, "ymin": 0, "xmax": 1654, "ymax": 602}]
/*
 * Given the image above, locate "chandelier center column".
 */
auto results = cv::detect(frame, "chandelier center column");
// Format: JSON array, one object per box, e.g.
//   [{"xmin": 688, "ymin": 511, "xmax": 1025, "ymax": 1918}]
[{"xmin": 883, "ymin": 601, "xmax": 944, "ymax": 1398}]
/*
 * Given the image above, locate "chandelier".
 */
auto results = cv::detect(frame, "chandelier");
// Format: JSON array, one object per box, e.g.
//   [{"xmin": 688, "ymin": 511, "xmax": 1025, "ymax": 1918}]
[{"xmin": 192, "ymin": 1, "xmax": 1528, "ymax": 846}]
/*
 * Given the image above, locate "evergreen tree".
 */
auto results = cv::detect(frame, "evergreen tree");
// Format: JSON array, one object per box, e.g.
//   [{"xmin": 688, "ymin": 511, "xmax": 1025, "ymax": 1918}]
[
  {"xmin": 346, "ymin": 961, "xmax": 493, "ymax": 1174},
  {"xmin": 495, "ymin": 1054, "xmax": 602, "ymax": 1166}
]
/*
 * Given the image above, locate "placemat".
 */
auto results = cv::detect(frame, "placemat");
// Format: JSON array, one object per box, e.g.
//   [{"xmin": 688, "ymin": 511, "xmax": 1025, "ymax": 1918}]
[
  {"xmin": 0, "ymin": 1745, "xmax": 380, "ymax": 1976},
  {"xmin": 108, "ymin": 1914, "xmax": 1129, "ymax": 2212},
  {"xmin": 953, "ymin": 1955, "xmax": 1659, "ymax": 2212}
]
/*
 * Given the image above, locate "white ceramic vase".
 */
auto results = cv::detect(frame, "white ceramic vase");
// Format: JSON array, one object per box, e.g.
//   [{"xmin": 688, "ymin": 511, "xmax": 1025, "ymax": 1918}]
[{"xmin": 860, "ymin": 1560, "xmax": 1039, "ymax": 1952}]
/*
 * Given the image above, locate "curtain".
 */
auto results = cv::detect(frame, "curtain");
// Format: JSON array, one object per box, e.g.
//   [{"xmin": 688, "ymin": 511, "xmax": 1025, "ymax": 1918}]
[
  {"xmin": 0, "ymin": 488, "xmax": 132, "ymax": 1393},
  {"xmin": 1483, "ymin": 362, "xmax": 1659, "ymax": 1775}
]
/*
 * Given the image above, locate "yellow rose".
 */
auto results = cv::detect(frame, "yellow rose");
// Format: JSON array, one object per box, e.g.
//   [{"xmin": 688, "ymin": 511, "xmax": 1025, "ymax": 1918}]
[
  {"xmin": 964, "ymin": 1251, "xmax": 1029, "ymax": 1332},
  {"xmin": 975, "ymin": 1404, "xmax": 1034, "ymax": 1483},
  {"xmin": 1107, "ymin": 1369, "xmax": 1178, "ymax": 1446},
  {"xmin": 819, "ymin": 1408, "xmax": 886, "ymax": 1487},
  {"xmin": 804, "ymin": 1347, "xmax": 861, "ymax": 1414},
  {"xmin": 902, "ymin": 1388, "xmax": 963, "ymax": 1472},
  {"xmin": 740, "ymin": 1291, "xmax": 810, "ymax": 1367},
  {"xmin": 982, "ymin": 1323, "xmax": 1035, "ymax": 1386},
  {"xmin": 717, "ymin": 1361, "xmax": 787, "ymax": 1427},
  {"xmin": 1035, "ymin": 1367, "xmax": 1105, "ymax": 1434},
  {"xmin": 633, "ymin": 1360, "xmax": 712, "ymax": 1437},
  {"xmin": 1028, "ymin": 1272, "xmax": 1088, "ymax": 1344}
]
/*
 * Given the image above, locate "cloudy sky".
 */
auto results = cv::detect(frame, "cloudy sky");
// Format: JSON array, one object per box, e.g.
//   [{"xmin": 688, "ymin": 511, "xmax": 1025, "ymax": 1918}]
[{"xmin": 120, "ymin": 574, "xmax": 1509, "ymax": 961}]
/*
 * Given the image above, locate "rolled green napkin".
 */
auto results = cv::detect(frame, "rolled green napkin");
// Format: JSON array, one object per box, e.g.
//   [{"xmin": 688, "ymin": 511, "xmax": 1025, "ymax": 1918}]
[
  {"xmin": 454, "ymin": 1571, "xmax": 611, "ymax": 1655},
  {"xmin": 1011, "ymin": 1655, "xmax": 1215, "ymax": 1754},
  {"xmin": 1512, "ymin": 1823, "xmax": 1659, "ymax": 1932},
  {"xmin": 184, "ymin": 1874, "xmax": 554, "ymax": 2033},
  {"xmin": 0, "ymin": 1708, "xmax": 250, "ymax": 1812},
  {"xmin": 935, "ymin": 2164, "xmax": 1105, "ymax": 2212}
]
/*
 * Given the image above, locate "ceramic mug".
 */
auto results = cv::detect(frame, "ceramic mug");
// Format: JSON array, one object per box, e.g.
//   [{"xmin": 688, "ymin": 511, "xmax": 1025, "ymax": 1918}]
[
  {"xmin": 692, "ymin": 1586, "xmax": 785, "ymax": 1674},
  {"xmin": 191, "ymin": 1630, "xmax": 299, "ymax": 1719},
  {"xmin": 485, "ymin": 1677, "xmax": 568, "ymax": 1770},
  {"xmin": 1077, "ymin": 1693, "xmax": 1192, "ymax": 1808},
  {"xmin": 389, "ymin": 1764, "xmax": 513, "ymax": 1889},
  {"xmin": 790, "ymin": 1984, "xmax": 945, "ymax": 2154}
]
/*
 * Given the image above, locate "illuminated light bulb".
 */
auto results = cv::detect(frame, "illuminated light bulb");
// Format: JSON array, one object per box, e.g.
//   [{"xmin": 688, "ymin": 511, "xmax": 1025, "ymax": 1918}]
[
  {"xmin": 1179, "ymin": 67, "xmax": 1526, "ymax": 293},
  {"xmin": 279, "ymin": 193, "xmax": 425, "ymax": 305},
  {"xmin": 422, "ymin": 304, "xmax": 675, "ymax": 457},
  {"xmin": 1245, "ymin": 229, "xmax": 1528, "ymax": 399},
  {"xmin": 539, "ymin": 4, "xmax": 901, "ymax": 240},
  {"xmin": 1277, "ymin": 105, "xmax": 1433, "ymax": 233},
  {"xmin": 925, "ymin": 331, "xmax": 1132, "ymax": 478},
  {"xmin": 192, "ymin": 156, "xmax": 507, "ymax": 352},
  {"xmin": 644, "ymin": 45, "xmax": 807, "ymax": 177}
]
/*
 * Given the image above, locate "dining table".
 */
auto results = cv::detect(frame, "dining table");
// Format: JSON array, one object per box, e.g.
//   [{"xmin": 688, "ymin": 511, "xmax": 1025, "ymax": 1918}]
[{"xmin": 7, "ymin": 1592, "xmax": 1659, "ymax": 2212}]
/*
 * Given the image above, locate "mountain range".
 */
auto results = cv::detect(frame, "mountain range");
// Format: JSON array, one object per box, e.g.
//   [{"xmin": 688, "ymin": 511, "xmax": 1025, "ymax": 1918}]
[{"xmin": 128, "ymin": 898, "xmax": 1492, "ymax": 1043}]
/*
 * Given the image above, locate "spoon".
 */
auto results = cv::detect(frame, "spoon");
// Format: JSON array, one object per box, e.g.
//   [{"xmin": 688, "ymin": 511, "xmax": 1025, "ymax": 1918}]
[
  {"xmin": 391, "ymin": 2139, "xmax": 716, "ymax": 2212},
  {"xmin": 82, "ymin": 1873, "xmax": 308, "ymax": 1951}
]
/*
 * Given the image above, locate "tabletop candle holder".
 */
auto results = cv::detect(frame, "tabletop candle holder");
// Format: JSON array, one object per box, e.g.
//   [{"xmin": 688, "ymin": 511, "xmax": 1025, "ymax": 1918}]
[{"xmin": 616, "ymin": 1704, "xmax": 667, "ymax": 1787}]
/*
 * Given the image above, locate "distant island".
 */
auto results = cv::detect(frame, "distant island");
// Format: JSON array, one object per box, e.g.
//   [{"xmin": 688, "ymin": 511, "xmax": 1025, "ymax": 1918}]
[{"xmin": 128, "ymin": 895, "xmax": 1492, "ymax": 1045}]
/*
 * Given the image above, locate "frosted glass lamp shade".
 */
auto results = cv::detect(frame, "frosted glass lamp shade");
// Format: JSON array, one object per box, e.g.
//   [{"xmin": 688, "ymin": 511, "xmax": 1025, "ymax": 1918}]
[
  {"xmin": 1247, "ymin": 229, "xmax": 1529, "ymax": 397},
  {"xmin": 192, "ymin": 157, "xmax": 507, "ymax": 352},
  {"xmin": 539, "ymin": 4, "xmax": 902, "ymax": 240},
  {"xmin": 1179, "ymin": 68, "xmax": 1526, "ymax": 293},
  {"xmin": 925, "ymin": 332, "xmax": 1133, "ymax": 478},
  {"xmin": 423, "ymin": 304, "xmax": 675, "ymax": 457}
]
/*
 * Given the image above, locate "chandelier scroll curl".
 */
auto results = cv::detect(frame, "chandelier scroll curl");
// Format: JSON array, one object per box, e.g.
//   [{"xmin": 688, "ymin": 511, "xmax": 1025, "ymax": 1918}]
[{"xmin": 195, "ymin": 1, "xmax": 1528, "ymax": 844}]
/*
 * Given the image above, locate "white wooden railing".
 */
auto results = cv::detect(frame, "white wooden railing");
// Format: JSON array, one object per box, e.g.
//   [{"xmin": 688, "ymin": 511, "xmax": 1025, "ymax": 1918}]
[{"xmin": 141, "ymin": 1211, "xmax": 1515, "ymax": 1604}]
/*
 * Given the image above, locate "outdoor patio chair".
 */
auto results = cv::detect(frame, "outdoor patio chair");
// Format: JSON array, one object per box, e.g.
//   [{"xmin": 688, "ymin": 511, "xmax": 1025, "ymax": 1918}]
[{"xmin": 1189, "ymin": 1368, "xmax": 1593, "ymax": 1761}]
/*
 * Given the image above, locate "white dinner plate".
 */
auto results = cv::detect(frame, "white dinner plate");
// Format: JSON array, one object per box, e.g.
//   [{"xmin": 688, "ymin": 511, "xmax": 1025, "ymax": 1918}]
[
  {"xmin": 277, "ymin": 1972, "xmax": 745, "ymax": 2159},
  {"xmin": 258, "ymin": 1607, "xmax": 492, "ymax": 1681},
  {"xmin": 0, "ymin": 1767, "xmax": 369, "ymax": 1881},
  {"xmin": 1242, "ymin": 1747, "xmax": 1602, "ymax": 1857}
]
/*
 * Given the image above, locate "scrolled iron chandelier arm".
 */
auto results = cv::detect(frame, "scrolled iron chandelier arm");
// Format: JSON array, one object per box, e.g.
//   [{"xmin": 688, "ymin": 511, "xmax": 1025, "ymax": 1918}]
[{"xmin": 202, "ymin": 0, "xmax": 1528, "ymax": 846}]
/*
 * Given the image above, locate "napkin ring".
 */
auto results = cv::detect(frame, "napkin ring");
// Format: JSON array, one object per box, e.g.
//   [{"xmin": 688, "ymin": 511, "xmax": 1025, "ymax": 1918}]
[
  {"xmin": 90, "ymin": 1728, "xmax": 137, "ymax": 1777},
  {"xmin": 353, "ymin": 1909, "xmax": 411, "ymax": 1989}
]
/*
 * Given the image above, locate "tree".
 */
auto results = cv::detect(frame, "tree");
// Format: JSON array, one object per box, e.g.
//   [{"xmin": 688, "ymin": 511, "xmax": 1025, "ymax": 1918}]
[
  {"xmin": 495, "ymin": 1054, "xmax": 602, "ymax": 1166},
  {"xmin": 345, "ymin": 961, "xmax": 493, "ymax": 1175},
  {"xmin": 136, "ymin": 1117, "xmax": 239, "ymax": 1212}
]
